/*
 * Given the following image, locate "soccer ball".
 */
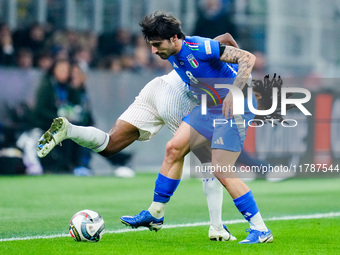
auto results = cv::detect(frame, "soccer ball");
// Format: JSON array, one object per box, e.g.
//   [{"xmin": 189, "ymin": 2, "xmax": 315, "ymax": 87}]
[{"xmin": 69, "ymin": 209, "xmax": 105, "ymax": 242}]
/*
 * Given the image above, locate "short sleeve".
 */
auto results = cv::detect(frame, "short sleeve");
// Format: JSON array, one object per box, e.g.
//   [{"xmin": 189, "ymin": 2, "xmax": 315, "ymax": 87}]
[{"xmin": 202, "ymin": 38, "xmax": 221, "ymax": 61}]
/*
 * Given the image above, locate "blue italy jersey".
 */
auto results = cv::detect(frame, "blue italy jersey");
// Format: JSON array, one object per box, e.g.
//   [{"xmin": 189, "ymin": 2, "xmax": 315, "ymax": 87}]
[{"xmin": 168, "ymin": 36, "xmax": 239, "ymax": 105}]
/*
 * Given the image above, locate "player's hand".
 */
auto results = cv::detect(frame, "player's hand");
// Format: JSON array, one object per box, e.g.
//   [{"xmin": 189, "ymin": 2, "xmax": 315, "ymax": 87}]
[{"xmin": 222, "ymin": 92, "xmax": 233, "ymax": 119}]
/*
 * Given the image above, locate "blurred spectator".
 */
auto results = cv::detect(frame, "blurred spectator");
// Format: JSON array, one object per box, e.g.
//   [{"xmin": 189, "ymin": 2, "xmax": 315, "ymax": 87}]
[
  {"xmin": 53, "ymin": 47, "xmax": 70, "ymax": 61},
  {"xmin": 110, "ymin": 57, "xmax": 123, "ymax": 72},
  {"xmin": 16, "ymin": 48, "xmax": 34, "ymax": 69},
  {"xmin": 25, "ymin": 23, "xmax": 47, "ymax": 56},
  {"xmin": 3, "ymin": 21, "xmax": 173, "ymax": 72},
  {"xmin": 69, "ymin": 63, "xmax": 94, "ymax": 127},
  {"xmin": 30, "ymin": 59, "xmax": 72, "ymax": 172},
  {"xmin": 73, "ymin": 47, "xmax": 93, "ymax": 73},
  {"xmin": 0, "ymin": 22, "xmax": 16, "ymax": 66},
  {"xmin": 134, "ymin": 34, "xmax": 152, "ymax": 70},
  {"xmin": 193, "ymin": 0, "xmax": 236, "ymax": 39},
  {"xmin": 120, "ymin": 52, "xmax": 136, "ymax": 71},
  {"xmin": 98, "ymin": 28, "xmax": 134, "ymax": 57},
  {"xmin": 12, "ymin": 23, "xmax": 47, "ymax": 59},
  {"xmin": 31, "ymin": 59, "xmax": 71, "ymax": 130},
  {"xmin": 81, "ymin": 31, "xmax": 100, "ymax": 67},
  {"xmin": 83, "ymin": 31, "xmax": 98, "ymax": 53},
  {"xmin": 65, "ymin": 29, "xmax": 81, "ymax": 56},
  {"xmin": 67, "ymin": 63, "xmax": 94, "ymax": 175},
  {"xmin": 97, "ymin": 55, "xmax": 123, "ymax": 72},
  {"xmin": 31, "ymin": 59, "xmax": 97, "ymax": 173},
  {"xmin": 48, "ymin": 29, "xmax": 80, "ymax": 59},
  {"xmin": 35, "ymin": 50, "xmax": 54, "ymax": 71}
]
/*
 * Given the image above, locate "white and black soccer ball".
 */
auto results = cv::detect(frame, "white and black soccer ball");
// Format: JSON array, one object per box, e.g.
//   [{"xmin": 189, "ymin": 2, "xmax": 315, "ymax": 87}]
[{"xmin": 69, "ymin": 209, "xmax": 105, "ymax": 242}]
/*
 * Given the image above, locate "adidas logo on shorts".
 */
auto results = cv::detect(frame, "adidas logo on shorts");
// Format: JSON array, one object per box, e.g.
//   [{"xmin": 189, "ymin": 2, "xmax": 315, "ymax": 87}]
[{"xmin": 214, "ymin": 137, "xmax": 224, "ymax": 145}]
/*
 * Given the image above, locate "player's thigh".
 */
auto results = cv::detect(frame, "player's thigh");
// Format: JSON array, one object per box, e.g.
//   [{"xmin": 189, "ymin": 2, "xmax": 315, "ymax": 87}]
[
  {"xmin": 118, "ymin": 80, "xmax": 165, "ymax": 141},
  {"xmin": 171, "ymin": 121, "xmax": 209, "ymax": 150},
  {"xmin": 212, "ymin": 149, "xmax": 240, "ymax": 178},
  {"xmin": 192, "ymin": 143, "xmax": 212, "ymax": 164},
  {"xmin": 189, "ymin": 126, "xmax": 211, "ymax": 152}
]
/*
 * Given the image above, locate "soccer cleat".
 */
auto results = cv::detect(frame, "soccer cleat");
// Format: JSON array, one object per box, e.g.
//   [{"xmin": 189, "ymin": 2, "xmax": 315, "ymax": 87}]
[
  {"xmin": 37, "ymin": 117, "xmax": 69, "ymax": 158},
  {"xmin": 120, "ymin": 210, "xmax": 163, "ymax": 232},
  {"xmin": 239, "ymin": 229, "xmax": 273, "ymax": 244},
  {"xmin": 209, "ymin": 224, "xmax": 237, "ymax": 241}
]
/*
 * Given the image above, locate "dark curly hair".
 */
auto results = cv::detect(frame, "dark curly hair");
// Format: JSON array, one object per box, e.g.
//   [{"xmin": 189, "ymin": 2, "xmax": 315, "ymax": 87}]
[
  {"xmin": 252, "ymin": 74, "xmax": 295, "ymax": 125},
  {"xmin": 140, "ymin": 11, "xmax": 185, "ymax": 42}
]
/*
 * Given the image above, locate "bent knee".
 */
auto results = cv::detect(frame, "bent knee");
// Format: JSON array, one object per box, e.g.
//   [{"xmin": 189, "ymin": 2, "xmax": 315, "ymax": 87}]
[
  {"xmin": 165, "ymin": 140, "xmax": 186, "ymax": 162},
  {"xmin": 215, "ymin": 175, "xmax": 241, "ymax": 187}
]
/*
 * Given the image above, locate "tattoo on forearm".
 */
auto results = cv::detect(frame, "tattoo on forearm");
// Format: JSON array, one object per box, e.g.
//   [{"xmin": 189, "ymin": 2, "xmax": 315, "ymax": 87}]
[{"xmin": 220, "ymin": 46, "xmax": 255, "ymax": 89}]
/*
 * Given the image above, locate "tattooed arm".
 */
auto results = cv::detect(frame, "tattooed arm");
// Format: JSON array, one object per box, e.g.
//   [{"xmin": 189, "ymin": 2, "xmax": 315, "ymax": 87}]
[
  {"xmin": 219, "ymin": 46, "xmax": 256, "ymax": 118},
  {"xmin": 220, "ymin": 46, "xmax": 256, "ymax": 90},
  {"xmin": 214, "ymin": 33, "xmax": 239, "ymax": 48}
]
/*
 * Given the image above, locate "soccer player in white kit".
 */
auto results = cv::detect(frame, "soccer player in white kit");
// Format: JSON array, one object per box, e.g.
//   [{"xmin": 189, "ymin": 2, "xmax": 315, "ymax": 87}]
[{"xmin": 37, "ymin": 34, "xmax": 240, "ymax": 241}]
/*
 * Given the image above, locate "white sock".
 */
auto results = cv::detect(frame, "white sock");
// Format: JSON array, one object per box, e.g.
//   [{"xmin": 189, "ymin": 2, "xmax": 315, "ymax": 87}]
[
  {"xmin": 148, "ymin": 202, "xmax": 166, "ymax": 219},
  {"xmin": 67, "ymin": 124, "xmax": 109, "ymax": 152},
  {"xmin": 202, "ymin": 176, "xmax": 224, "ymax": 227},
  {"xmin": 249, "ymin": 212, "xmax": 268, "ymax": 231}
]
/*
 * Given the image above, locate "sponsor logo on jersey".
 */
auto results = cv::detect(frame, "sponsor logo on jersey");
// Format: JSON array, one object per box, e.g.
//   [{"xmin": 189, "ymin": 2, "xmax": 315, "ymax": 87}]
[
  {"xmin": 204, "ymin": 40, "xmax": 212, "ymax": 54},
  {"xmin": 187, "ymin": 54, "xmax": 199, "ymax": 68}
]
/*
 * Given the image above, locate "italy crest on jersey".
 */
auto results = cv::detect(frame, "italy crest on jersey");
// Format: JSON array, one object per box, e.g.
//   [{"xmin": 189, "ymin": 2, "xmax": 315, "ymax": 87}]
[{"xmin": 187, "ymin": 54, "xmax": 199, "ymax": 68}]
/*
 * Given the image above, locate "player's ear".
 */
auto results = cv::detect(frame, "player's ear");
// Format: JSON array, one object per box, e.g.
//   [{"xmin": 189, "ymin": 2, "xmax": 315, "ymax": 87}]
[{"xmin": 170, "ymin": 35, "xmax": 178, "ymax": 42}]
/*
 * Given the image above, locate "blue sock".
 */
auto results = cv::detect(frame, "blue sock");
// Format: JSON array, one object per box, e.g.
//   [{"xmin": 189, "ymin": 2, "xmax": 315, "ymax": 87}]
[
  {"xmin": 233, "ymin": 190, "xmax": 259, "ymax": 221},
  {"xmin": 153, "ymin": 173, "xmax": 181, "ymax": 203}
]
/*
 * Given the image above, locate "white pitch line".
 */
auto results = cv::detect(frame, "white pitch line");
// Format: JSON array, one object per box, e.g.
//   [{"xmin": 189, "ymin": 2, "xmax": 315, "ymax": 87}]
[{"xmin": 1, "ymin": 212, "xmax": 340, "ymax": 242}]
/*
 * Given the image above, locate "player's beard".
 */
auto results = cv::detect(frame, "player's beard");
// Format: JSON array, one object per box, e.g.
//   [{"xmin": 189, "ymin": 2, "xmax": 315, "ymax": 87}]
[
  {"xmin": 156, "ymin": 47, "xmax": 177, "ymax": 60},
  {"xmin": 157, "ymin": 53, "xmax": 169, "ymax": 59}
]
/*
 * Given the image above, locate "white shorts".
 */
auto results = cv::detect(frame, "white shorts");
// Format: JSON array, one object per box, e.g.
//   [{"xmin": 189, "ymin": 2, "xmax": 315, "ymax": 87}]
[{"xmin": 118, "ymin": 71, "xmax": 195, "ymax": 141}]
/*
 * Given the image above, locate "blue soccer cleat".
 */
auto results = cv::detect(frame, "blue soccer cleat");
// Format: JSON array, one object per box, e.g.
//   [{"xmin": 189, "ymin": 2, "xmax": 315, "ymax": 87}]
[
  {"xmin": 120, "ymin": 210, "xmax": 164, "ymax": 232},
  {"xmin": 239, "ymin": 229, "xmax": 273, "ymax": 244}
]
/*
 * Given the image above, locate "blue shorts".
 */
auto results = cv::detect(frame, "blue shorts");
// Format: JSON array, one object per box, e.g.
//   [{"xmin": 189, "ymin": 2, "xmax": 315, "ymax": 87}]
[{"xmin": 183, "ymin": 93, "xmax": 256, "ymax": 152}]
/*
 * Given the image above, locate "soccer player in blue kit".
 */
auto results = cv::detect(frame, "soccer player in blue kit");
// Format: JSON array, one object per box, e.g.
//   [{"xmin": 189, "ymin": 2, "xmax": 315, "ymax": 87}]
[{"xmin": 120, "ymin": 12, "xmax": 273, "ymax": 244}]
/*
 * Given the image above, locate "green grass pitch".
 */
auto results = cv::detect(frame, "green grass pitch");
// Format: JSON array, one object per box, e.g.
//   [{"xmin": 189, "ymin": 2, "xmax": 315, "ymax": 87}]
[{"xmin": 1, "ymin": 173, "xmax": 340, "ymax": 254}]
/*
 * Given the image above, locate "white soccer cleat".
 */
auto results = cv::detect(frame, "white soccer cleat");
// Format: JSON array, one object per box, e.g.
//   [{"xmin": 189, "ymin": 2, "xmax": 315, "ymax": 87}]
[
  {"xmin": 37, "ymin": 117, "xmax": 69, "ymax": 158},
  {"xmin": 209, "ymin": 224, "xmax": 237, "ymax": 241}
]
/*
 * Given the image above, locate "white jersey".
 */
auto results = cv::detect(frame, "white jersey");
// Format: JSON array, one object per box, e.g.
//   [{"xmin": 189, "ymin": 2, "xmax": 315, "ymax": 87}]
[{"xmin": 118, "ymin": 70, "xmax": 196, "ymax": 141}]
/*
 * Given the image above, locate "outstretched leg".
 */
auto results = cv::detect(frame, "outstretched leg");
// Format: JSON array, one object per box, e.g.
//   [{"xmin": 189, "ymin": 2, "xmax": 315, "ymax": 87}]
[{"xmin": 37, "ymin": 117, "xmax": 139, "ymax": 158}]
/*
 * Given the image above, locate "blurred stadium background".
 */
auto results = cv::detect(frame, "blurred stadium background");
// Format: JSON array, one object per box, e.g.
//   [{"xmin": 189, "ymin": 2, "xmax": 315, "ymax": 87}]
[{"xmin": 0, "ymin": 0, "xmax": 340, "ymax": 175}]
